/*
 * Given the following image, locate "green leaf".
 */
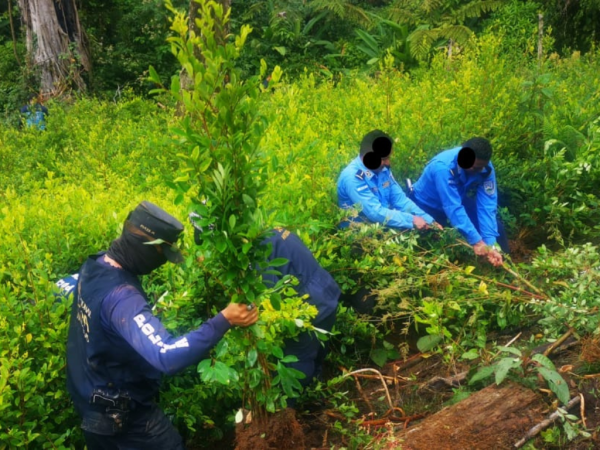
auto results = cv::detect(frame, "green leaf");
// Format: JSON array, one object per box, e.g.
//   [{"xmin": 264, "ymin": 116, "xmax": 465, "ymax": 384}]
[
  {"xmin": 537, "ymin": 367, "xmax": 570, "ymax": 405},
  {"xmin": 498, "ymin": 346, "xmax": 522, "ymax": 357},
  {"xmin": 277, "ymin": 362, "xmax": 304, "ymax": 397},
  {"xmin": 213, "ymin": 361, "xmax": 232, "ymax": 385},
  {"xmin": 495, "ymin": 357, "xmax": 520, "ymax": 385},
  {"xmin": 531, "ymin": 353, "xmax": 557, "ymax": 371},
  {"xmin": 273, "ymin": 46, "xmax": 287, "ymax": 56},
  {"xmin": 272, "ymin": 346, "xmax": 284, "ymax": 359},
  {"xmin": 469, "ymin": 366, "xmax": 494, "ymax": 385},
  {"xmin": 148, "ymin": 65, "xmax": 161, "ymax": 84},
  {"xmin": 247, "ymin": 348, "xmax": 258, "ymax": 368},
  {"xmin": 171, "ymin": 75, "xmax": 180, "ymax": 95},
  {"xmin": 416, "ymin": 334, "xmax": 443, "ymax": 352},
  {"xmin": 370, "ymin": 348, "xmax": 388, "ymax": 367},
  {"xmin": 280, "ymin": 355, "xmax": 298, "ymax": 364},
  {"xmin": 270, "ymin": 293, "xmax": 281, "ymax": 311},
  {"xmin": 461, "ymin": 349, "xmax": 480, "ymax": 360},
  {"xmin": 269, "ymin": 258, "xmax": 288, "ymax": 267},
  {"xmin": 229, "ymin": 215, "xmax": 236, "ymax": 230},
  {"xmin": 242, "ymin": 194, "xmax": 255, "ymax": 207}
]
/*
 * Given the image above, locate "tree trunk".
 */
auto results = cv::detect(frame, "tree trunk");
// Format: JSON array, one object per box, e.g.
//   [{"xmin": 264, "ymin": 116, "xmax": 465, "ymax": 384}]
[
  {"xmin": 397, "ymin": 382, "xmax": 546, "ymax": 449},
  {"xmin": 18, "ymin": 0, "xmax": 90, "ymax": 94}
]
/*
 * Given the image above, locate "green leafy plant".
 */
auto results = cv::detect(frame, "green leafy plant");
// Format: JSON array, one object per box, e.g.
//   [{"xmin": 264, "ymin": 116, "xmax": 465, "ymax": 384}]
[
  {"xmin": 470, "ymin": 346, "xmax": 570, "ymax": 404},
  {"xmin": 149, "ymin": 0, "xmax": 317, "ymax": 425}
]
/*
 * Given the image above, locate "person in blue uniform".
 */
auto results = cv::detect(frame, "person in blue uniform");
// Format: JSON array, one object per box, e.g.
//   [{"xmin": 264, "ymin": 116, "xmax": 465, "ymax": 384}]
[
  {"xmin": 261, "ymin": 228, "xmax": 339, "ymax": 392},
  {"xmin": 20, "ymin": 94, "xmax": 49, "ymax": 130},
  {"xmin": 409, "ymin": 137, "xmax": 509, "ymax": 267},
  {"xmin": 61, "ymin": 201, "xmax": 258, "ymax": 449},
  {"xmin": 337, "ymin": 129, "xmax": 441, "ymax": 231}
]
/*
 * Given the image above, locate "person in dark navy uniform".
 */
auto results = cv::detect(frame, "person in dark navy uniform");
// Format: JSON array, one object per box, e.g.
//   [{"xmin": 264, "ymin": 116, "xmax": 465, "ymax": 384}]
[
  {"xmin": 188, "ymin": 217, "xmax": 340, "ymax": 400},
  {"xmin": 261, "ymin": 228, "xmax": 340, "ymax": 392},
  {"xmin": 337, "ymin": 129, "xmax": 441, "ymax": 231},
  {"xmin": 61, "ymin": 201, "xmax": 258, "ymax": 449},
  {"xmin": 409, "ymin": 137, "xmax": 509, "ymax": 266}
]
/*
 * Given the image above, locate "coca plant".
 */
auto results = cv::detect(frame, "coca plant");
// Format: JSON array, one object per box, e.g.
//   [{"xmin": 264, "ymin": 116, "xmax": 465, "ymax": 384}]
[{"xmin": 149, "ymin": 0, "xmax": 312, "ymax": 424}]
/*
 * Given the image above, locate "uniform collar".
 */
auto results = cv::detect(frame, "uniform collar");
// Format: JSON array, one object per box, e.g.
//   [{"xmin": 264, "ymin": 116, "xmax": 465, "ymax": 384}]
[{"xmin": 356, "ymin": 157, "xmax": 386, "ymax": 180}]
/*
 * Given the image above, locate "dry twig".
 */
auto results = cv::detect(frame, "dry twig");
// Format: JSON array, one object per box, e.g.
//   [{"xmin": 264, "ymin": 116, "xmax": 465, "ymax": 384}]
[
  {"xmin": 543, "ymin": 328, "xmax": 574, "ymax": 357},
  {"xmin": 514, "ymin": 396, "xmax": 581, "ymax": 448}
]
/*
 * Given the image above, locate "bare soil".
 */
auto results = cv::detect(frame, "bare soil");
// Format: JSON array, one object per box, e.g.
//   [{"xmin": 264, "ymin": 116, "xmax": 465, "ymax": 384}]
[
  {"xmin": 235, "ymin": 408, "xmax": 306, "ymax": 450},
  {"xmin": 201, "ymin": 335, "xmax": 600, "ymax": 449}
]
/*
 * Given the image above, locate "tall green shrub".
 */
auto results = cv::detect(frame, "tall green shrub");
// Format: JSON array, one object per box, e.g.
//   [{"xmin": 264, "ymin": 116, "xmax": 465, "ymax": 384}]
[{"xmin": 151, "ymin": 0, "xmax": 315, "ymax": 423}]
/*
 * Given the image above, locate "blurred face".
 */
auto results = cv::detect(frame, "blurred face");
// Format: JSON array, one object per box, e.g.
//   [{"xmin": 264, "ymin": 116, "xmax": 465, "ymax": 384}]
[
  {"xmin": 378, "ymin": 154, "xmax": 391, "ymax": 171},
  {"xmin": 465, "ymin": 158, "xmax": 489, "ymax": 174}
]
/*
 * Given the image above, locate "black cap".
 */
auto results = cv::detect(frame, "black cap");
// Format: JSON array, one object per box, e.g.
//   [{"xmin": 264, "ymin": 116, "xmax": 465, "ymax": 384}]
[
  {"xmin": 126, "ymin": 201, "xmax": 184, "ymax": 263},
  {"xmin": 360, "ymin": 130, "xmax": 393, "ymax": 158}
]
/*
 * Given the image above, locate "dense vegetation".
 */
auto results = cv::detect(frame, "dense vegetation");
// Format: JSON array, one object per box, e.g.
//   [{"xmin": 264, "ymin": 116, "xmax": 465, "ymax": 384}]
[{"xmin": 1, "ymin": 0, "xmax": 600, "ymax": 448}]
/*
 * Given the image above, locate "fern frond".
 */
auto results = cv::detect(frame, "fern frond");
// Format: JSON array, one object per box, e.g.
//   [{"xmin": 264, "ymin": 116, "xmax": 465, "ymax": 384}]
[
  {"xmin": 421, "ymin": 0, "xmax": 444, "ymax": 15},
  {"xmin": 386, "ymin": 0, "xmax": 420, "ymax": 25},
  {"xmin": 437, "ymin": 24, "xmax": 475, "ymax": 46},
  {"xmin": 452, "ymin": 0, "xmax": 505, "ymax": 23},
  {"xmin": 408, "ymin": 26, "xmax": 439, "ymax": 59},
  {"xmin": 311, "ymin": 0, "xmax": 371, "ymax": 25}
]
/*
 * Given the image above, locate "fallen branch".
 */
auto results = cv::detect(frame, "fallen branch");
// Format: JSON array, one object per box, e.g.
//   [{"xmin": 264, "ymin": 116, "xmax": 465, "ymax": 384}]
[
  {"xmin": 348, "ymin": 373, "xmax": 403, "ymax": 383},
  {"xmin": 502, "ymin": 262, "xmax": 546, "ymax": 298},
  {"xmin": 514, "ymin": 396, "xmax": 581, "ymax": 448},
  {"xmin": 417, "ymin": 371, "xmax": 468, "ymax": 392},
  {"xmin": 543, "ymin": 328, "xmax": 574, "ymax": 357},
  {"xmin": 343, "ymin": 368, "xmax": 394, "ymax": 412},
  {"xmin": 580, "ymin": 393, "xmax": 587, "ymax": 429}
]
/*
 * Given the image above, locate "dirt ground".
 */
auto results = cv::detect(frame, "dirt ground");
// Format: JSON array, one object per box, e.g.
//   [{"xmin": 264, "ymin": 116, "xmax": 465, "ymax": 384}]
[
  {"xmin": 295, "ymin": 339, "xmax": 600, "ymax": 449},
  {"xmin": 193, "ymin": 335, "xmax": 600, "ymax": 449}
]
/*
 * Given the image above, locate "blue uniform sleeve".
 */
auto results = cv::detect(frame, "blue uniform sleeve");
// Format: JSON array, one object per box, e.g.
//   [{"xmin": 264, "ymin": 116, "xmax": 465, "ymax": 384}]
[
  {"xmin": 343, "ymin": 173, "xmax": 416, "ymax": 229},
  {"xmin": 432, "ymin": 166, "xmax": 482, "ymax": 245},
  {"xmin": 102, "ymin": 286, "xmax": 231, "ymax": 376},
  {"xmin": 388, "ymin": 176, "xmax": 434, "ymax": 224},
  {"xmin": 476, "ymin": 168, "xmax": 499, "ymax": 245}
]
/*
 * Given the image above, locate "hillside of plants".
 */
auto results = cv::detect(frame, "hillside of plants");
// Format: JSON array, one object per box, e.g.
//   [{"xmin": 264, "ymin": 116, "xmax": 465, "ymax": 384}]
[{"xmin": 1, "ymin": 0, "xmax": 600, "ymax": 448}]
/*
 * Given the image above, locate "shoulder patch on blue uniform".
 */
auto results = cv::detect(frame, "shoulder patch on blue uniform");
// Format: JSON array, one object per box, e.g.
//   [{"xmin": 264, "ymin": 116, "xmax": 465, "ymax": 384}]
[
  {"xmin": 355, "ymin": 170, "xmax": 364, "ymax": 180},
  {"xmin": 382, "ymin": 181, "xmax": 390, "ymax": 188},
  {"xmin": 483, "ymin": 180, "xmax": 495, "ymax": 195},
  {"xmin": 364, "ymin": 170, "xmax": 373, "ymax": 179}
]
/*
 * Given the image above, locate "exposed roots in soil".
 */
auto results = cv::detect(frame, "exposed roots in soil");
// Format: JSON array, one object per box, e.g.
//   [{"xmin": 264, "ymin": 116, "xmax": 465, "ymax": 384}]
[{"xmin": 235, "ymin": 408, "xmax": 306, "ymax": 450}]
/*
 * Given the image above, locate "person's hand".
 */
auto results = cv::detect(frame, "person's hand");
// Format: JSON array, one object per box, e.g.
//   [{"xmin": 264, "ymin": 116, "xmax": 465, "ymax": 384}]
[
  {"xmin": 486, "ymin": 249, "xmax": 504, "ymax": 267},
  {"xmin": 432, "ymin": 221, "xmax": 443, "ymax": 230},
  {"xmin": 221, "ymin": 303, "xmax": 259, "ymax": 327},
  {"xmin": 413, "ymin": 216, "xmax": 428, "ymax": 230},
  {"xmin": 473, "ymin": 241, "xmax": 488, "ymax": 256}
]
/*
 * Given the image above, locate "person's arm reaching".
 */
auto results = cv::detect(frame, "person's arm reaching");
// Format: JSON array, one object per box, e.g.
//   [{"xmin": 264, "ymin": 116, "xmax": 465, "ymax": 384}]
[
  {"xmin": 388, "ymin": 175, "xmax": 434, "ymax": 228},
  {"xmin": 433, "ymin": 168, "xmax": 482, "ymax": 244},
  {"xmin": 344, "ymin": 176, "xmax": 417, "ymax": 229},
  {"xmin": 103, "ymin": 286, "xmax": 258, "ymax": 375}
]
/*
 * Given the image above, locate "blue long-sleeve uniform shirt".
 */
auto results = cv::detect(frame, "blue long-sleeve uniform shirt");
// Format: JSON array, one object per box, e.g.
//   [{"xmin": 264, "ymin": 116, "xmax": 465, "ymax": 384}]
[
  {"xmin": 62, "ymin": 254, "xmax": 231, "ymax": 413},
  {"xmin": 261, "ymin": 229, "xmax": 339, "ymax": 324},
  {"xmin": 337, "ymin": 157, "xmax": 433, "ymax": 229},
  {"xmin": 412, "ymin": 147, "xmax": 499, "ymax": 245}
]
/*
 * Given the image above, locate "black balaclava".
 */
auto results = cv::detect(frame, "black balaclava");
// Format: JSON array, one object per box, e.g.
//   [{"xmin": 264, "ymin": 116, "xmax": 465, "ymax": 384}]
[{"xmin": 106, "ymin": 229, "xmax": 167, "ymax": 276}]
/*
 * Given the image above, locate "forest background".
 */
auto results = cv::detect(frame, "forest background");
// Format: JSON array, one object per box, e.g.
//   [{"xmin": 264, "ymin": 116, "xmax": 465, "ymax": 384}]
[{"xmin": 1, "ymin": 0, "xmax": 600, "ymax": 448}]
